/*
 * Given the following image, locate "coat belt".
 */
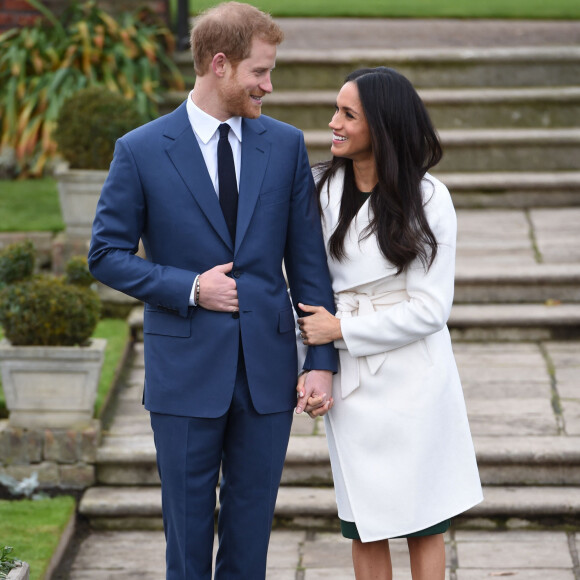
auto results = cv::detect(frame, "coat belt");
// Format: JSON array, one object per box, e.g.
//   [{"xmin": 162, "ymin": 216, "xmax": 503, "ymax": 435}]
[{"xmin": 334, "ymin": 289, "xmax": 408, "ymax": 398}]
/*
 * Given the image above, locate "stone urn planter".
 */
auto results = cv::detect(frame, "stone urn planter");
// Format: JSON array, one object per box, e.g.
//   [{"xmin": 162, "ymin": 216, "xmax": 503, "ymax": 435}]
[
  {"xmin": 54, "ymin": 164, "xmax": 107, "ymax": 239},
  {"xmin": 0, "ymin": 240, "xmax": 103, "ymax": 430},
  {"xmin": 53, "ymin": 86, "xmax": 144, "ymax": 240},
  {"xmin": 6, "ymin": 561, "xmax": 30, "ymax": 580},
  {"xmin": 0, "ymin": 338, "xmax": 106, "ymax": 429}
]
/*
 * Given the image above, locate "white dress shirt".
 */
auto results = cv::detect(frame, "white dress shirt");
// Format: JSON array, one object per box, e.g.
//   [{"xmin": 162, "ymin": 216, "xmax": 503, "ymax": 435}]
[
  {"xmin": 186, "ymin": 91, "xmax": 243, "ymax": 306},
  {"xmin": 186, "ymin": 90, "xmax": 242, "ymax": 193}
]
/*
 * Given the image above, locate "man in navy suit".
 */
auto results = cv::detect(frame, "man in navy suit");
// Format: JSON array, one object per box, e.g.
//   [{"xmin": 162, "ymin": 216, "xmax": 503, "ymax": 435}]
[{"xmin": 88, "ymin": 2, "xmax": 337, "ymax": 578}]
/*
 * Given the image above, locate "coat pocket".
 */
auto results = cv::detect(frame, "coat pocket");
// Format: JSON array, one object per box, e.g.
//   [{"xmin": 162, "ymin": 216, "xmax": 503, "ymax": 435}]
[
  {"xmin": 143, "ymin": 309, "xmax": 191, "ymax": 338},
  {"xmin": 278, "ymin": 307, "xmax": 295, "ymax": 333}
]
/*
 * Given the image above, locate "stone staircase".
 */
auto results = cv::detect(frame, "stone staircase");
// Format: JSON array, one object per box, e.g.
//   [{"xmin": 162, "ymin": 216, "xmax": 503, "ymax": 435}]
[
  {"xmin": 80, "ymin": 30, "xmax": 580, "ymax": 537},
  {"xmin": 164, "ymin": 45, "xmax": 580, "ymax": 206}
]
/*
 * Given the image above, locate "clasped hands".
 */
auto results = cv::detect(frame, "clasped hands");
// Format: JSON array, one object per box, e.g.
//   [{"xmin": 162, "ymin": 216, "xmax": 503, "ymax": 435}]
[{"xmin": 295, "ymin": 303, "xmax": 342, "ymax": 418}]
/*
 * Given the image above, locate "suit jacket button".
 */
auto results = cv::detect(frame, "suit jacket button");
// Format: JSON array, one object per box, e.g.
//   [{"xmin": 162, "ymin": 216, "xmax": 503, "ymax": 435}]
[
  {"xmin": 232, "ymin": 311, "xmax": 240, "ymax": 319},
  {"xmin": 233, "ymin": 270, "xmax": 241, "ymax": 279}
]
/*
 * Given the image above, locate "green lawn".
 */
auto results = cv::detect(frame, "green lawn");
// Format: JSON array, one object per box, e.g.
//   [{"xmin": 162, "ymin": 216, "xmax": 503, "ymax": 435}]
[
  {"xmin": 185, "ymin": 0, "xmax": 580, "ymax": 18},
  {"xmin": 0, "ymin": 178, "xmax": 63, "ymax": 233},
  {"xmin": 92, "ymin": 318, "xmax": 131, "ymax": 416},
  {"xmin": 0, "ymin": 496, "xmax": 76, "ymax": 580},
  {"xmin": 0, "ymin": 318, "xmax": 130, "ymax": 419}
]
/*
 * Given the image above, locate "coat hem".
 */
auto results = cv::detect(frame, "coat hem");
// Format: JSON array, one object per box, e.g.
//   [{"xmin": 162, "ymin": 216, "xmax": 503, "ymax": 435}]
[{"xmin": 356, "ymin": 492, "xmax": 485, "ymax": 543}]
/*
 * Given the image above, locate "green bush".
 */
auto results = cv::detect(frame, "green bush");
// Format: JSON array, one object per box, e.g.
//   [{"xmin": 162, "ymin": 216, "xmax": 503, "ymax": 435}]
[
  {"xmin": 0, "ymin": 240, "xmax": 35, "ymax": 287},
  {"xmin": 0, "ymin": 241, "xmax": 101, "ymax": 346},
  {"xmin": 54, "ymin": 86, "xmax": 145, "ymax": 169},
  {"xmin": 65, "ymin": 255, "xmax": 95, "ymax": 287},
  {"xmin": 0, "ymin": 0, "xmax": 184, "ymax": 176}
]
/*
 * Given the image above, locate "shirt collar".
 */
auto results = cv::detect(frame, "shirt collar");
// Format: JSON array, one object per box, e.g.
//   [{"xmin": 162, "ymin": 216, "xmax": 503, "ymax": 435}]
[{"xmin": 186, "ymin": 90, "xmax": 242, "ymax": 144}]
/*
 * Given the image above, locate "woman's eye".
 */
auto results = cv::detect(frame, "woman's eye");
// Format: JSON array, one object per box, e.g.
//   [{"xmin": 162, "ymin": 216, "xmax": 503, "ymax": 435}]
[{"xmin": 346, "ymin": 112, "xmax": 354, "ymax": 119}]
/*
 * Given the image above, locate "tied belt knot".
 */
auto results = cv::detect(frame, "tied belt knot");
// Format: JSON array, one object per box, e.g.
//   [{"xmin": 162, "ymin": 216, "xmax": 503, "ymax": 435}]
[{"xmin": 334, "ymin": 290, "xmax": 408, "ymax": 399}]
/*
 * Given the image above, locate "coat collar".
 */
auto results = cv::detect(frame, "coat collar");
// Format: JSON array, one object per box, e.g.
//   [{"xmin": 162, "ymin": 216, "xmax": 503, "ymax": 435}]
[{"xmin": 163, "ymin": 102, "xmax": 270, "ymax": 255}]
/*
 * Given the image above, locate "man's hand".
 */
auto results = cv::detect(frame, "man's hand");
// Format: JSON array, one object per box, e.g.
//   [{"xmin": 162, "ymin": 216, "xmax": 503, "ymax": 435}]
[
  {"xmin": 295, "ymin": 369, "xmax": 333, "ymax": 417},
  {"xmin": 198, "ymin": 262, "xmax": 239, "ymax": 312},
  {"xmin": 297, "ymin": 303, "xmax": 342, "ymax": 346}
]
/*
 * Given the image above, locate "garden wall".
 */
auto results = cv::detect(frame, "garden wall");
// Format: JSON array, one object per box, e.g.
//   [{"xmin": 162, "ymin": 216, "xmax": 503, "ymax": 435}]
[{"xmin": 0, "ymin": 420, "xmax": 100, "ymax": 490}]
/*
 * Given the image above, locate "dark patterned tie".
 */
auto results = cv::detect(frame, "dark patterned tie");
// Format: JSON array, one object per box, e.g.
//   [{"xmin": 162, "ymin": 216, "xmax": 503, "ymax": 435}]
[{"xmin": 217, "ymin": 123, "xmax": 238, "ymax": 242}]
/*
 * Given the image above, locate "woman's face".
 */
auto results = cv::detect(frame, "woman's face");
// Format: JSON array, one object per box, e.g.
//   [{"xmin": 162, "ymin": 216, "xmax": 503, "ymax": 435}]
[{"xmin": 329, "ymin": 81, "xmax": 373, "ymax": 164}]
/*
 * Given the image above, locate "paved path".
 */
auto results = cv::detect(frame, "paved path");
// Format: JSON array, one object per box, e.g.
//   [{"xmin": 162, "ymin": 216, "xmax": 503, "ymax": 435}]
[{"xmin": 68, "ymin": 529, "xmax": 580, "ymax": 579}]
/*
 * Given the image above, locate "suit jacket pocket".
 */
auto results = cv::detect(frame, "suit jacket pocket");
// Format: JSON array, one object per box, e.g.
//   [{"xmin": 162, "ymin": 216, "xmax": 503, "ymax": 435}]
[
  {"xmin": 278, "ymin": 308, "xmax": 295, "ymax": 333},
  {"xmin": 143, "ymin": 309, "xmax": 192, "ymax": 338}
]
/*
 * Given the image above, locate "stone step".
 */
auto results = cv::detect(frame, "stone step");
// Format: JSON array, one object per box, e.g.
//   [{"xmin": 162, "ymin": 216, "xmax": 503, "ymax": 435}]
[
  {"xmin": 448, "ymin": 303, "xmax": 580, "ymax": 341},
  {"xmin": 128, "ymin": 303, "xmax": 580, "ymax": 343},
  {"xmin": 269, "ymin": 86, "xmax": 580, "ymax": 130},
  {"xmin": 173, "ymin": 46, "xmax": 580, "ymax": 90},
  {"xmin": 79, "ymin": 485, "xmax": 580, "ymax": 530},
  {"xmin": 439, "ymin": 171, "xmax": 580, "ymax": 208},
  {"xmin": 162, "ymin": 87, "xmax": 580, "ymax": 130},
  {"xmin": 95, "ymin": 435, "xmax": 580, "ymax": 488},
  {"xmin": 305, "ymin": 128, "xmax": 580, "ymax": 170},
  {"xmin": 453, "ymin": 263, "xmax": 580, "ymax": 304}
]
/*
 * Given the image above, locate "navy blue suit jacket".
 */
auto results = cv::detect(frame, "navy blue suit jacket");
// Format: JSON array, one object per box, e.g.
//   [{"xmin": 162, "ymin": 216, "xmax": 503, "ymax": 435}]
[{"xmin": 89, "ymin": 101, "xmax": 337, "ymax": 418}]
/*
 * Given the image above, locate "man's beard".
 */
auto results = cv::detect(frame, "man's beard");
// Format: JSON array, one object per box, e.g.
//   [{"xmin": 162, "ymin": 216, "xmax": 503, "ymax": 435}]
[{"xmin": 220, "ymin": 79, "xmax": 262, "ymax": 119}]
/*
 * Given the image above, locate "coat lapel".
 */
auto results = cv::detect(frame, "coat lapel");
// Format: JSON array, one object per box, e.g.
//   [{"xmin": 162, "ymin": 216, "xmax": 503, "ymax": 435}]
[
  {"xmin": 163, "ymin": 102, "xmax": 233, "ymax": 251},
  {"xmin": 235, "ymin": 117, "xmax": 270, "ymax": 254}
]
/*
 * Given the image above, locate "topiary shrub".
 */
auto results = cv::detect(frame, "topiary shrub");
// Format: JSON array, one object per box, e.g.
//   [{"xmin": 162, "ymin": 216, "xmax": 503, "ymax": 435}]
[
  {"xmin": 54, "ymin": 86, "xmax": 145, "ymax": 170},
  {"xmin": 65, "ymin": 256, "xmax": 95, "ymax": 287},
  {"xmin": 0, "ymin": 241, "xmax": 101, "ymax": 346},
  {"xmin": 0, "ymin": 240, "xmax": 35, "ymax": 288},
  {"xmin": 0, "ymin": 0, "xmax": 184, "ymax": 176}
]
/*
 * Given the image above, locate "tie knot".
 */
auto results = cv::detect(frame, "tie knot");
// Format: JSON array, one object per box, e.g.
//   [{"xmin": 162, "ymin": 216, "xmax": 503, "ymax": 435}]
[{"xmin": 218, "ymin": 123, "xmax": 230, "ymax": 140}]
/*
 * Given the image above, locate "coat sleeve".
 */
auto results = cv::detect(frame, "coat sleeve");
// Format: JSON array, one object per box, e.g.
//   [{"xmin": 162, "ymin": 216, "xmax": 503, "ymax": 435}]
[
  {"xmin": 284, "ymin": 134, "xmax": 338, "ymax": 373},
  {"xmin": 339, "ymin": 180, "xmax": 457, "ymax": 358},
  {"xmin": 88, "ymin": 137, "xmax": 196, "ymax": 318}
]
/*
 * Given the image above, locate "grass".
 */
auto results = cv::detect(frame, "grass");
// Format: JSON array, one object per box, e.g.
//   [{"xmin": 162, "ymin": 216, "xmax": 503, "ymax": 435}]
[
  {"xmin": 184, "ymin": 0, "xmax": 580, "ymax": 18},
  {"xmin": 0, "ymin": 178, "xmax": 63, "ymax": 233},
  {"xmin": 0, "ymin": 318, "xmax": 130, "ymax": 419},
  {"xmin": 0, "ymin": 320, "xmax": 129, "ymax": 575},
  {"xmin": 0, "ymin": 496, "xmax": 76, "ymax": 580},
  {"xmin": 92, "ymin": 318, "xmax": 131, "ymax": 416}
]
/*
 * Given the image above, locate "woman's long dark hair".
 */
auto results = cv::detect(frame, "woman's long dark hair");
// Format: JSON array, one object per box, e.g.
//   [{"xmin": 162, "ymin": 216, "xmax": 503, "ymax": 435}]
[{"xmin": 317, "ymin": 67, "xmax": 442, "ymax": 274}]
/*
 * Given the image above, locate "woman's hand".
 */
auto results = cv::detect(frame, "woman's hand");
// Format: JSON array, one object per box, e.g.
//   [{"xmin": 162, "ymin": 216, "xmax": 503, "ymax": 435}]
[
  {"xmin": 297, "ymin": 303, "xmax": 342, "ymax": 346},
  {"xmin": 296, "ymin": 370, "xmax": 334, "ymax": 418}
]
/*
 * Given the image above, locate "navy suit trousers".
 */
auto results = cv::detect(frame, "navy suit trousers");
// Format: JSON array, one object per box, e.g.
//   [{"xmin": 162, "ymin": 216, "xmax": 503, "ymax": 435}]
[{"xmin": 150, "ymin": 347, "xmax": 294, "ymax": 580}]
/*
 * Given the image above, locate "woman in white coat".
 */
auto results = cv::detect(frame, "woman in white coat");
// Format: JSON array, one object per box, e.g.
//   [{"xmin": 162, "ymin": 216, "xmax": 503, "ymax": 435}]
[{"xmin": 296, "ymin": 67, "xmax": 483, "ymax": 579}]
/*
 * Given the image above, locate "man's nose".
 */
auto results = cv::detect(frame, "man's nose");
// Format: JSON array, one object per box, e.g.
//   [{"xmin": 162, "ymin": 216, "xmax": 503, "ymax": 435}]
[{"xmin": 260, "ymin": 73, "xmax": 273, "ymax": 94}]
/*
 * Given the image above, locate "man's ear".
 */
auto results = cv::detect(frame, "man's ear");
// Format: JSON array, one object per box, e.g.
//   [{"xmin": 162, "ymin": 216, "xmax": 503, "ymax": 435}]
[{"xmin": 211, "ymin": 53, "xmax": 228, "ymax": 77}]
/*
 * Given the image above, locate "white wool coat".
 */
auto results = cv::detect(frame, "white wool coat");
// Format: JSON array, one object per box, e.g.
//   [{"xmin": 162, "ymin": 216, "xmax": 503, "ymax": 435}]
[{"xmin": 319, "ymin": 168, "xmax": 483, "ymax": 542}]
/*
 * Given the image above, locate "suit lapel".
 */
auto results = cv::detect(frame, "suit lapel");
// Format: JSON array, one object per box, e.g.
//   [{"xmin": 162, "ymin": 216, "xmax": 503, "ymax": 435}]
[
  {"xmin": 235, "ymin": 117, "xmax": 270, "ymax": 254},
  {"xmin": 163, "ymin": 102, "xmax": 233, "ymax": 251}
]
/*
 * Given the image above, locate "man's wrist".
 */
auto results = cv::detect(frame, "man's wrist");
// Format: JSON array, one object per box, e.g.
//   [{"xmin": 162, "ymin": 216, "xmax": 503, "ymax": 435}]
[{"xmin": 190, "ymin": 274, "xmax": 201, "ymax": 306}]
